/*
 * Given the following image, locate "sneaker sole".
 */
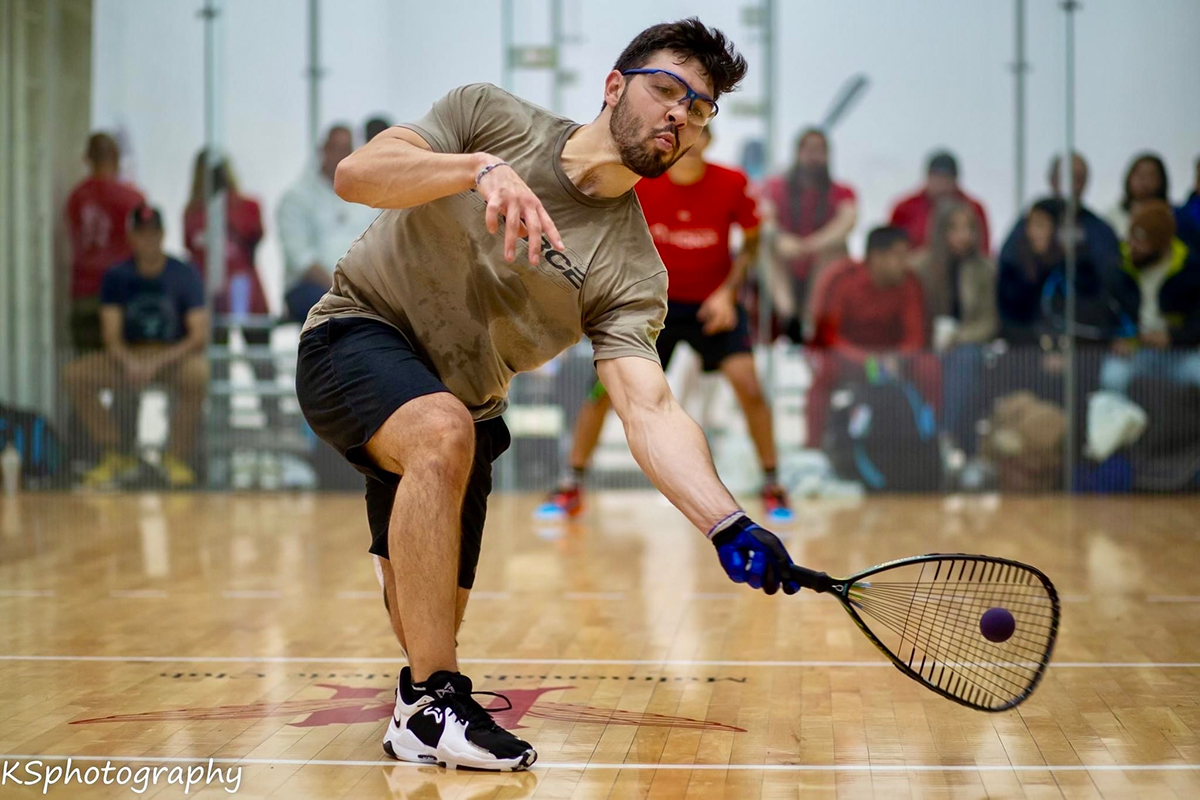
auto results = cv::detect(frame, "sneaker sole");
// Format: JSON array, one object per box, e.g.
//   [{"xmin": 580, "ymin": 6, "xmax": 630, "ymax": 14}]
[{"xmin": 383, "ymin": 738, "xmax": 537, "ymax": 772}]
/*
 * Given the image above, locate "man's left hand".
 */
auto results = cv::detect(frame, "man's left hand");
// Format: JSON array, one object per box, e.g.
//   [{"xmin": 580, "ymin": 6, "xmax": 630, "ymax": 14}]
[
  {"xmin": 711, "ymin": 514, "xmax": 801, "ymax": 596},
  {"xmin": 698, "ymin": 287, "xmax": 738, "ymax": 335}
]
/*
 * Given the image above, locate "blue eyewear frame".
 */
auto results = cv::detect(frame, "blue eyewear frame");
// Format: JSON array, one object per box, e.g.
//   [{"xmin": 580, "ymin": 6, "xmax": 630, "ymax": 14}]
[{"xmin": 620, "ymin": 68, "xmax": 719, "ymax": 119}]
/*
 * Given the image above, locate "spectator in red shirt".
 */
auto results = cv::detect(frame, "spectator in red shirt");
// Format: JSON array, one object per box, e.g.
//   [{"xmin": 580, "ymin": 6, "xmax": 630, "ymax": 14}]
[
  {"xmin": 763, "ymin": 128, "xmax": 858, "ymax": 341},
  {"xmin": 888, "ymin": 150, "xmax": 990, "ymax": 256},
  {"xmin": 806, "ymin": 226, "xmax": 939, "ymax": 447},
  {"xmin": 540, "ymin": 127, "xmax": 792, "ymax": 522},
  {"xmin": 65, "ymin": 132, "xmax": 146, "ymax": 351},
  {"xmin": 183, "ymin": 149, "xmax": 268, "ymax": 316}
]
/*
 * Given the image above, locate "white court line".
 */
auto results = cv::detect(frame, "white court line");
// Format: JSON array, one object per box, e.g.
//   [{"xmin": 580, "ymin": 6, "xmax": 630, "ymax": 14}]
[
  {"xmin": 563, "ymin": 592, "xmax": 624, "ymax": 600},
  {"xmin": 109, "ymin": 590, "xmax": 169, "ymax": 599},
  {"xmin": 1148, "ymin": 596, "xmax": 1200, "ymax": 603},
  {"xmin": 0, "ymin": 754, "xmax": 1194, "ymax": 772},
  {"xmin": 335, "ymin": 591, "xmax": 380, "ymax": 599},
  {"xmin": 1, "ymin": 655, "xmax": 1199, "ymax": 669},
  {"xmin": 221, "ymin": 590, "xmax": 282, "ymax": 599},
  {"xmin": 0, "ymin": 590, "xmax": 55, "ymax": 597}
]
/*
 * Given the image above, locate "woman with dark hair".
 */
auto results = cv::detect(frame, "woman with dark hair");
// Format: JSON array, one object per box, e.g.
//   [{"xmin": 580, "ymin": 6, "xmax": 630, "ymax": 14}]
[
  {"xmin": 919, "ymin": 200, "xmax": 996, "ymax": 454},
  {"xmin": 183, "ymin": 149, "xmax": 268, "ymax": 316},
  {"xmin": 920, "ymin": 200, "xmax": 997, "ymax": 347},
  {"xmin": 999, "ymin": 197, "xmax": 1118, "ymax": 345},
  {"xmin": 1107, "ymin": 152, "xmax": 1170, "ymax": 237},
  {"xmin": 993, "ymin": 197, "xmax": 1120, "ymax": 465},
  {"xmin": 763, "ymin": 128, "xmax": 858, "ymax": 341}
]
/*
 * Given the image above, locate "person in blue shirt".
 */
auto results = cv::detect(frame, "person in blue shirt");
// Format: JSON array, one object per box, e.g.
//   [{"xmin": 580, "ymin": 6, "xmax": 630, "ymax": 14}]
[
  {"xmin": 64, "ymin": 204, "xmax": 209, "ymax": 488},
  {"xmin": 1178, "ymin": 156, "xmax": 1200, "ymax": 251}
]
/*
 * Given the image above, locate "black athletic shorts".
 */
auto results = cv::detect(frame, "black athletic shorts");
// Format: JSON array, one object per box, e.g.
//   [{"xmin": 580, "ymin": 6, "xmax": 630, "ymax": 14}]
[
  {"xmin": 658, "ymin": 300, "xmax": 753, "ymax": 372},
  {"xmin": 295, "ymin": 316, "xmax": 511, "ymax": 590}
]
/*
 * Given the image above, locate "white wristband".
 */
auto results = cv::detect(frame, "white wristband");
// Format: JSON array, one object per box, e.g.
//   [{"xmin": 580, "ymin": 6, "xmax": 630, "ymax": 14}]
[{"xmin": 707, "ymin": 510, "xmax": 748, "ymax": 540}]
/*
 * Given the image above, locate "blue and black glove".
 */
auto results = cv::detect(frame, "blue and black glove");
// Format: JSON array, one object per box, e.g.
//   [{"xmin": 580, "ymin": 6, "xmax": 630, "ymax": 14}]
[{"xmin": 709, "ymin": 512, "xmax": 801, "ymax": 595}]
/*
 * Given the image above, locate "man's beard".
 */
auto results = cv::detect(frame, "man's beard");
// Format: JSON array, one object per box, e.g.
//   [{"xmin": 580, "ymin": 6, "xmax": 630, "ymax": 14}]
[{"xmin": 610, "ymin": 91, "xmax": 681, "ymax": 179}]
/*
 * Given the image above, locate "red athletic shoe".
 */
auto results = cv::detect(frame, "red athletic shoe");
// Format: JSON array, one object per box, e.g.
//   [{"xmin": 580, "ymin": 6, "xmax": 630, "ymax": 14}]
[
  {"xmin": 761, "ymin": 484, "xmax": 794, "ymax": 524},
  {"xmin": 534, "ymin": 485, "xmax": 584, "ymax": 520}
]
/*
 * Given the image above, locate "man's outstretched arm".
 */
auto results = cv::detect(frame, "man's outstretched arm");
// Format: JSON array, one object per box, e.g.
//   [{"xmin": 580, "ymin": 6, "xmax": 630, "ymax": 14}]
[{"xmin": 596, "ymin": 355, "xmax": 800, "ymax": 594}]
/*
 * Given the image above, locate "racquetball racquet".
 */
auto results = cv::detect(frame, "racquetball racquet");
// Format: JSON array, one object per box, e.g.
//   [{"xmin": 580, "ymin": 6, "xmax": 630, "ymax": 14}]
[{"xmin": 788, "ymin": 554, "xmax": 1060, "ymax": 711}]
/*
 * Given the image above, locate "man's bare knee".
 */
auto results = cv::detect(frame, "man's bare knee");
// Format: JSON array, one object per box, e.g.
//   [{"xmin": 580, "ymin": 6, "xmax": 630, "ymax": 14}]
[
  {"xmin": 65, "ymin": 353, "xmax": 107, "ymax": 390},
  {"xmin": 365, "ymin": 393, "xmax": 475, "ymax": 477}
]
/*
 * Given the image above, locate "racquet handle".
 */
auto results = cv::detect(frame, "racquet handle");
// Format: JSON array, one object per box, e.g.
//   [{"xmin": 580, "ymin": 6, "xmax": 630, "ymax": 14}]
[{"xmin": 787, "ymin": 564, "xmax": 834, "ymax": 594}]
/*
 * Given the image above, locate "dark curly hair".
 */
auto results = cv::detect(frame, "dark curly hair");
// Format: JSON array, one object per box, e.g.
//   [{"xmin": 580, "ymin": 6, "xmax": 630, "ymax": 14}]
[{"xmin": 612, "ymin": 18, "xmax": 747, "ymax": 101}]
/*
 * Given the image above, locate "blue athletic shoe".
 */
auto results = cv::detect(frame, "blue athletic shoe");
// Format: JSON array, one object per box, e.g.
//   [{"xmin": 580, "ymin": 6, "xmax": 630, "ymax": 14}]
[{"xmin": 533, "ymin": 485, "xmax": 583, "ymax": 521}]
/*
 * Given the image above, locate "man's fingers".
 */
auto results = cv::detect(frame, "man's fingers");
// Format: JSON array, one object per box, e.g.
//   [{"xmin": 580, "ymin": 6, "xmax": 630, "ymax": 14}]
[
  {"xmin": 504, "ymin": 199, "xmax": 522, "ymax": 262},
  {"xmin": 762, "ymin": 564, "xmax": 780, "ymax": 595},
  {"xmin": 485, "ymin": 193, "xmax": 503, "ymax": 235},
  {"xmin": 524, "ymin": 203, "xmax": 544, "ymax": 265},
  {"xmin": 539, "ymin": 207, "xmax": 565, "ymax": 251}
]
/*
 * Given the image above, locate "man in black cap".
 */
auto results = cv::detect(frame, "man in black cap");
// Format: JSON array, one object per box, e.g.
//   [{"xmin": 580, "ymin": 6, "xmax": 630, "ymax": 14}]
[
  {"xmin": 63, "ymin": 204, "xmax": 209, "ymax": 488},
  {"xmin": 889, "ymin": 149, "xmax": 991, "ymax": 255}
]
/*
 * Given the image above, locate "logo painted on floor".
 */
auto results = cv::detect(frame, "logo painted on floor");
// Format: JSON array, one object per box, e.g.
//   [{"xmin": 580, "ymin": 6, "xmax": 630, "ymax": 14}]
[{"xmin": 71, "ymin": 683, "xmax": 746, "ymax": 732}]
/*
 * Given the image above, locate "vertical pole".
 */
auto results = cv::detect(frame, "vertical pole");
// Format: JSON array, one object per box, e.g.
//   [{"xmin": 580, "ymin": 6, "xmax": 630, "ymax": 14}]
[
  {"xmin": 1013, "ymin": 0, "xmax": 1028, "ymax": 215},
  {"xmin": 202, "ymin": 0, "xmax": 226, "ymax": 312},
  {"xmin": 0, "ymin": 0, "xmax": 13, "ymax": 403},
  {"xmin": 763, "ymin": 0, "xmax": 777, "ymax": 173},
  {"xmin": 12, "ymin": 0, "xmax": 30, "ymax": 407},
  {"xmin": 550, "ymin": 0, "xmax": 564, "ymax": 113},
  {"xmin": 1061, "ymin": 0, "xmax": 1078, "ymax": 493},
  {"xmin": 307, "ymin": 0, "xmax": 320, "ymax": 150},
  {"xmin": 501, "ymin": 0, "xmax": 513, "ymax": 92},
  {"xmin": 497, "ymin": 0, "xmax": 515, "ymax": 493},
  {"xmin": 758, "ymin": 0, "xmax": 777, "ymax": 392},
  {"xmin": 38, "ymin": 0, "xmax": 59, "ymax": 413}
]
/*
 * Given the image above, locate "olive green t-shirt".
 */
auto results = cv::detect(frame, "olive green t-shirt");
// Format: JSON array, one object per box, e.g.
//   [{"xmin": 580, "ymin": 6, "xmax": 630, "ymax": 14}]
[{"xmin": 304, "ymin": 83, "xmax": 668, "ymax": 420}]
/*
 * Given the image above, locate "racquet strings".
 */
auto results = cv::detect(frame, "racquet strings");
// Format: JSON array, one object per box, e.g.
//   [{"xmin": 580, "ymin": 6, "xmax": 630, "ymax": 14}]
[{"xmin": 845, "ymin": 557, "xmax": 1058, "ymax": 710}]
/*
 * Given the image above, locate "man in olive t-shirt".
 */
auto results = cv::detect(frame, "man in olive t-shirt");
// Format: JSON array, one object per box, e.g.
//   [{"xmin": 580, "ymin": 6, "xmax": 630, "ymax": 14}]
[{"xmin": 295, "ymin": 18, "xmax": 802, "ymax": 771}]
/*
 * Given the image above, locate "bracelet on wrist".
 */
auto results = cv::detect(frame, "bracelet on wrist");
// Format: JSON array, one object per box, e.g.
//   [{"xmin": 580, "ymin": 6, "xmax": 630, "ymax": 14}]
[{"xmin": 474, "ymin": 161, "xmax": 510, "ymax": 187}]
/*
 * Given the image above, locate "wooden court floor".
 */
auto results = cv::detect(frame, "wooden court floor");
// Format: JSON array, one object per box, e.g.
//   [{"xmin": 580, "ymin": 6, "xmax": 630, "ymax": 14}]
[{"xmin": 0, "ymin": 491, "xmax": 1198, "ymax": 799}]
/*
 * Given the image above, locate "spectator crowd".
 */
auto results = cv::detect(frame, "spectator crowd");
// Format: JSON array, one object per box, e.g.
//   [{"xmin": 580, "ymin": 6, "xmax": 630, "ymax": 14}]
[
  {"xmin": 60, "ymin": 119, "xmax": 388, "ymax": 488},
  {"xmin": 765, "ymin": 138, "xmax": 1200, "ymax": 492},
  {"xmin": 55, "ymin": 110, "xmax": 1200, "ymax": 493}
]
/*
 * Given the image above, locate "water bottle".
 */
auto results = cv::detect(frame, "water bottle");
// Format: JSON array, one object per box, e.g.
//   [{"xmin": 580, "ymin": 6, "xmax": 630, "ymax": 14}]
[{"xmin": 1, "ymin": 442, "xmax": 20, "ymax": 495}]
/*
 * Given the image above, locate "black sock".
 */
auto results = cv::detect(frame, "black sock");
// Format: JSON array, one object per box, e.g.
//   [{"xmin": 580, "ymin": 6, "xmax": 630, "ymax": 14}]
[
  {"xmin": 559, "ymin": 465, "xmax": 585, "ymax": 489},
  {"xmin": 763, "ymin": 468, "xmax": 778, "ymax": 487}
]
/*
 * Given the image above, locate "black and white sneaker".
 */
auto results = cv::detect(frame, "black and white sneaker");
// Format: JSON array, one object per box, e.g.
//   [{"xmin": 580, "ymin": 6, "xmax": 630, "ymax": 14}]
[{"xmin": 383, "ymin": 667, "xmax": 537, "ymax": 771}]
